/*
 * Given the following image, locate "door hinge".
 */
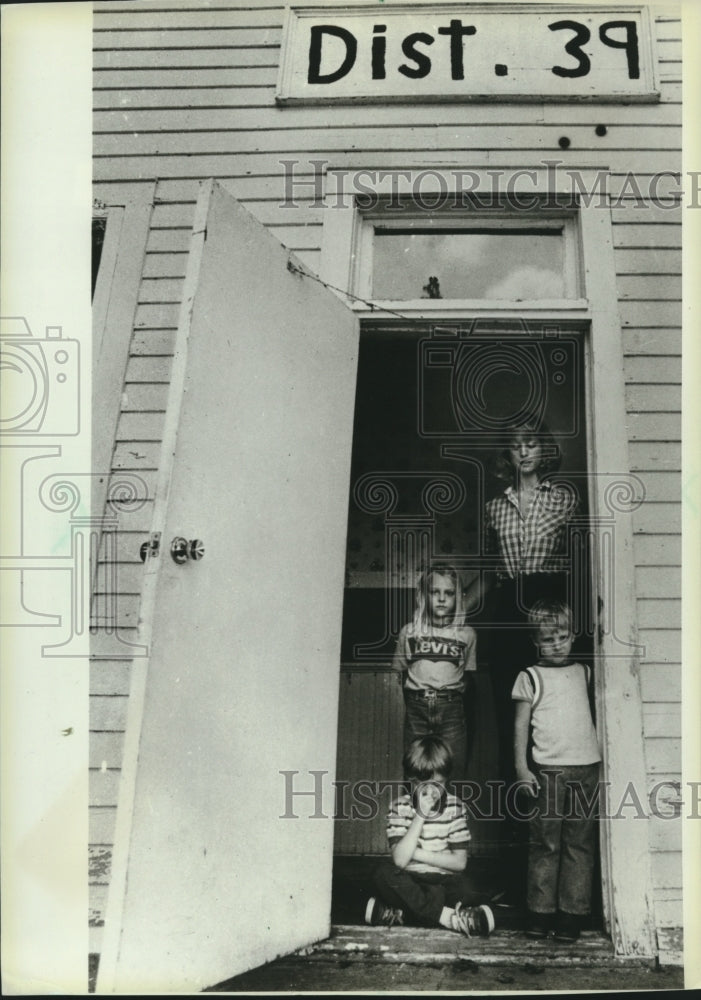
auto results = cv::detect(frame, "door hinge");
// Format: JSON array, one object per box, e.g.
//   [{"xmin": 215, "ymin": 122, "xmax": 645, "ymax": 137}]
[{"xmin": 140, "ymin": 532, "xmax": 161, "ymax": 562}]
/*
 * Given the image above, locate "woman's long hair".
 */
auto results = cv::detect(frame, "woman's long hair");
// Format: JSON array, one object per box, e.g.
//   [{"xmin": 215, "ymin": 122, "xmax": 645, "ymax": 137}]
[
  {"xmin": 412, "ymin": 563, "xmax": 466, "ymax": 633},
  {"xmin": 490, "ymin": 419, "xmax": 562, "ymax": 485}
]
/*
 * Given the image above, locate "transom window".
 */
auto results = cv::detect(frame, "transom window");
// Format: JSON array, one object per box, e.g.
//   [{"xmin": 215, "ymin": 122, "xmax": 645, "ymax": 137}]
[{"xmin": 353, "ymin": 211, "xmax": 581, "ymax": 303}]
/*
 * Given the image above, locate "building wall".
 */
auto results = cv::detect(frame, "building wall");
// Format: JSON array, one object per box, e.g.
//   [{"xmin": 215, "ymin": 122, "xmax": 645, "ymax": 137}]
[{"xmin": 90, "ymin": 0, "xmax": 682, "ymax": 952}]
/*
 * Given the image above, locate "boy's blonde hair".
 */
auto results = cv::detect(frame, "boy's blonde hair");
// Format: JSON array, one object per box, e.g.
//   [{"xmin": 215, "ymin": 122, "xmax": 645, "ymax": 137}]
[
  {"xmin": 403, "ymin": 734, "xmax": 453, "ymax": 782},
  {"xmin": 528, "ymin": 598, "xmax": 572, "ymax": 636}
]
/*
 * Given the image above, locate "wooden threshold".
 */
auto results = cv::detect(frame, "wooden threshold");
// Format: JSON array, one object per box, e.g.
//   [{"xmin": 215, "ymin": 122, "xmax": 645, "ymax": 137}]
[{"xmin": 295, "ymin": 925, "xmax": 656, "ymax": 969}]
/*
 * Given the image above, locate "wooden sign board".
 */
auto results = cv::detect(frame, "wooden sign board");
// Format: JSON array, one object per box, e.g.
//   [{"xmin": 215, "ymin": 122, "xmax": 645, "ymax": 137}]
[{"xmin": 276, "ymin": 3, "xmax": 659, "ymax": 104}]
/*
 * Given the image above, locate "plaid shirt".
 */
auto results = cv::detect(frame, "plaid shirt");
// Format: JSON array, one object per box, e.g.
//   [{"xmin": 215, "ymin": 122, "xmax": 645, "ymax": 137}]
[{"xmin": 485, "ymin": 481, "xmax": 576, "ymax": 579}]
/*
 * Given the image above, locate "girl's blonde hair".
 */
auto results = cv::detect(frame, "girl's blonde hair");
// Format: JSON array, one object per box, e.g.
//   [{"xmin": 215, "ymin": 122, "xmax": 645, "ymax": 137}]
[{"xmin": 413, "ymin": 563, "xmax": 465, "ymax": 633}]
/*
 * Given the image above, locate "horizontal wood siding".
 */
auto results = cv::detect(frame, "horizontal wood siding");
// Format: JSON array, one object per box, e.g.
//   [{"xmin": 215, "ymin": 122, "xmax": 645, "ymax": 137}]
[{"xmin": 91, "ymin": 0, "xmax": 682, "ymax": 942}]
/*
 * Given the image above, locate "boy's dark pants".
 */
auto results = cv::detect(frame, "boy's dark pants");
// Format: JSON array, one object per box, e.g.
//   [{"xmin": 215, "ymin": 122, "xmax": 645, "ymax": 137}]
[
  {"xmin": 528, "ymin": 763, "xmax": 600, "ymax": 916},
  {"xmin": 373, "ymin": 861, "xmax": 490, "ymax": 926}
]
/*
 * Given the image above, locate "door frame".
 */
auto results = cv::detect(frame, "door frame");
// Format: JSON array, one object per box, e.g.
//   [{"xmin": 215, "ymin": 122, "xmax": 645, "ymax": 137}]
[
  {"xmin": 91, "ymin": 184, "xmax": 155, "ymax": 586},
  {"xmin": 319, "ymin": 165, "xmax": 657, "ymax": 957}
]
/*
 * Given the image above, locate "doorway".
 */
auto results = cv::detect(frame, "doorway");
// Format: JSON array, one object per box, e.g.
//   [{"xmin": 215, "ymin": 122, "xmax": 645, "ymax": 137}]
[{"xmin": 331, "ymin": 318, "xmax": 602, "ymax": 931}]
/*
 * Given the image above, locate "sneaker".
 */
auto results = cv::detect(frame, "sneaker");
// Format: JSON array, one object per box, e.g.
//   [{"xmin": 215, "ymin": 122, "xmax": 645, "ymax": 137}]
[
  {"xmin": 525, "ymin": 911, "xmax": 553, "ymax": 940},
  {"xmin": 452, "ymin": 902, "xmax": 495, "ymax": 937},
  {"xmin": 554, "ymin": 911, "xmax": 580, "ymax": 943},
  {"xmin": 364, "ymin": 896, "xmax": 404, "ymax": 927}
]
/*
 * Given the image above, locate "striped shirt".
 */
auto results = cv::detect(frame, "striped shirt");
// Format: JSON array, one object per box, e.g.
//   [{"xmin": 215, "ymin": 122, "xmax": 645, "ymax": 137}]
[
  {"xmin": 485, "ymin": 481, "xmax": 577, "ymax": 580},
  {"xmin": 386, "ymin": 793, "xmax": 470, "ymax": 874}
]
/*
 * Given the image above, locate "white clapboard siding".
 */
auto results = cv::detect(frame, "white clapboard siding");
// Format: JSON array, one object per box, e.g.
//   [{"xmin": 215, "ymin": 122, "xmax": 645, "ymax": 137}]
[
  {"xmin": 94, "ymin": 7, "xmax": 286, "ymax": 31},
  {"xmin": 643, "ymin": 704, "xmax": 681, "ymax": 738},
  {"xmin": 90, "ymin": 769, "xmax": 122, "ymax": 808},
  {"xmin": 638, "ymin": 629, "xmax": 680, "ymax": 664},
  {"xmin": 629, "ymin": 441, "xmax": 680, "ymax": 471},
  {"xmin": 112, "ymin": 440, "xmax": 163, "ymax": 470},
  {"xmin": 93, "ymin": 45, "xmax": 281, "ymax": 69},
  {"xmin": 616, "ymin": 248, "xmax": 681, "ymax": 274},
  {"xmin": 141, "ymin": 191, "xmax": 682, "ymax": 235},
  {"xmin": 90, "ymin": 731, "xmax": 126, "ymax": 770},
  {"xmin": 142, "ymin": 252, "xmax": 189, "ymax": 278},
  {"xmin": 92, "ymin": 83, "xmax": 278, "ymax": 110},
  {"xmin": 91, "ymin": 660, "xmax": 131, "ymax": 696},
  {"xmin": 90, "ymin": 883, "xmax": 108, "ymax": 928},
  {"xmin": 93, "ymin": 67, "xmax": 279, "ymax": 89},
  {"xmin": 98, "ymin": 527, "xmax": 152, "ymax": 565},
  {"xmin": 637, "ymin": 598, "xmax": 681, "ymax": 630},
  {"xmin": 91, "ymin": 626, "xmax": 142, "ymax": 659},
  {"xmin": 94, "ymin": 83, "xmax": 682, "ymax": 118},
  {"xmin": 90, "ymin": 0, "xmax": 682, "ymax": 948},
  {"xmin": 619, "ymin": 301, "xmax": 682, "ymax": 327},
  {"xmin": 632, "ymin": 504, "xmax": 681, "ymax": 535},
  {"xmin": 623, "ymin": 331, "xmax": 681, "ymax": 357},
  {"xmin": 91, "ymin": 694, "xmax": 129, "ymax": 733},
  {"xmin": 644, "ymin": 738, "xmax": 681, "ymax": 775},
  {"xmin": 640, "ymin": 662, "xmax": 681, "ymax": 702},
  {"xmin": 90, "ymin": 806, "xmax": 118, "ymax": 846},
  {"xmin": 649, "ymin": 815, "xmax": 681, "ymax": 854},
  {"xmin": 94, "ymin": 150, "xmax": 684, "ymax": 184},
  {"xmin": 614, "ymin": 226, "xmax": 681, "ymax": 249},
  {"xmin": 623, "ymin": 356, "xmax": 681, "ymax": 383},
  {"xmin": 93, "ymin": 563, "xmax": 145, "ymax": 602},
  {"xmin": 633, "ymin": 473, "xmax": 680, "ymax": 503},
  {"xmin": 94, "ymin": 125, "xmax": 682, "ymax": 157},
  {"xmin": 141, "ymin": 174, "xmax": 680, "ymax": 207},
  {"xmin": 635, "ymin": 566, "xmax": 681, "ymax": 599},
  {"xmin": 94, "ymin": 102, "xmax": 684, "ymax": 130},
  {"xmin": 93, "ymin": 28, "xmax": 283, "ymax": 51},
  {"xmin": 625, "ymin": 385, "xmax": 681, "ymax": 411},
  {"xmin": 619, "ymin": 274, "xmax": 681, "ymax": 300}
]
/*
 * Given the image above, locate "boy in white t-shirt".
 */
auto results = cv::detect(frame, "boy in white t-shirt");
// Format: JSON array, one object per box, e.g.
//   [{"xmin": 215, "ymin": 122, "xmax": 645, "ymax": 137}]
[{"xmin": 512, "ymin": 599, "xmax": 601, "ymax": 944}]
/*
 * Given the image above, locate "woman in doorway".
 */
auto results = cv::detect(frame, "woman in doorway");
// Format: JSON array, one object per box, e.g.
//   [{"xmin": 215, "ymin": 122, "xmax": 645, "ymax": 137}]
[{"xmin": 463, "ymin": 420, "xmax": 580, "ymax": 798}]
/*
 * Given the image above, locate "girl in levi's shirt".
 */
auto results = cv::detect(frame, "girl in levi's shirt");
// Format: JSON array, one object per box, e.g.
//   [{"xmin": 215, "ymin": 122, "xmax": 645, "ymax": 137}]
[{"xmin": 393, "ymin": 564, "xmax": 476, "ymax": 784}]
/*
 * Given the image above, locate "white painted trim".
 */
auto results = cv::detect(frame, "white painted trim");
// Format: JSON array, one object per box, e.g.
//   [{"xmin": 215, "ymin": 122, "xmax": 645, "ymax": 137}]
[
  {"xmin": 580, "ymin": 199, "xmax": 656, "ymax": 958},
  {"xmin": 91, "ymin": 184, "xmax": 155, "ymax": 584},
  {"xmin": 92, "ymin": 205, "xmax": 123, "ymax": 363},
  {"xmin": 320, "ymin": 163, "xmax": 609, "ymax": 310},
  {"xmin": 347, "ymin": 299, "xmax": 589, "ymax": 317},
  {"xmin": 96, "ymin": 179, "xmax": 214, "ymax": 994}
]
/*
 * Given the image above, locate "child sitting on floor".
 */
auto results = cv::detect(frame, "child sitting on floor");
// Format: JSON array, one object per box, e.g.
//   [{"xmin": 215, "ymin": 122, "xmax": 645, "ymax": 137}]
[{"xmin": 365, "ymin": 734, "xmax": 495, "ymax": 938}]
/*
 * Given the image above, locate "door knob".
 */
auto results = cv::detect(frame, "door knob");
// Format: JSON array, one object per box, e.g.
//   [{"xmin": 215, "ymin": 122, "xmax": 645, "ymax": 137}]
[{"xmin": 170, "ymin": 537, "xmax": 205, "ymax": 564}]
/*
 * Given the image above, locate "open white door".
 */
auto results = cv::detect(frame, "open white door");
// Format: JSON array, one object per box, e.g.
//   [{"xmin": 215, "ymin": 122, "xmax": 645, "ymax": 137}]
[{"xmin": 98, "ymin": 181, "xmax": 359, "ymax": 994}]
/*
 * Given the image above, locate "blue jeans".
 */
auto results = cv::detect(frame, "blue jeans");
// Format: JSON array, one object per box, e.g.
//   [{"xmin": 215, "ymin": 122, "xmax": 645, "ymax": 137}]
[
  {"xmin": 373, "ymin": 860, "xmax": 490, "ymax": 926},
  {"xmin": 528, "ymin": 763, "xmax": 600, "ymax": 915},
  {"xmin": 403, "ymin": 688, "xmax": 467, "ymax": 781}
]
